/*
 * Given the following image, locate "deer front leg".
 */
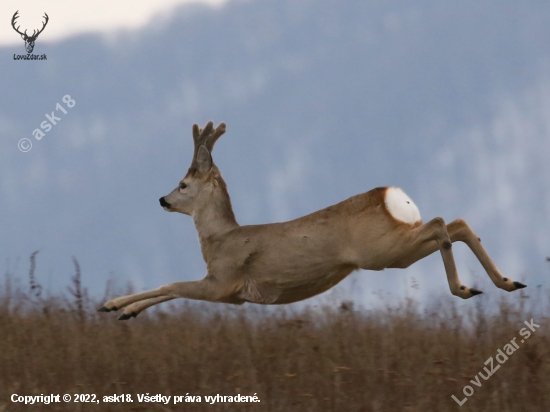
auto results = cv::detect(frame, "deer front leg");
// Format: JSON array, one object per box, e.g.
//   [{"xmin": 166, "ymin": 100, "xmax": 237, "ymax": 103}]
[
  {"xmin": 117, "ymin": 296, "xmax": 176, "ymax": 320},
  {"xmin": 98, "ymin": 278, "xmax": 226, "ymax": 317}
]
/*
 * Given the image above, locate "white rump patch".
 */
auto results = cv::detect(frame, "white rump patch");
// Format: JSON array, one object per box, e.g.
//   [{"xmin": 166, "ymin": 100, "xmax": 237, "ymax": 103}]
[{"xmin": 384, "ymin": 187, "xmax": 421, "ymax": 225}]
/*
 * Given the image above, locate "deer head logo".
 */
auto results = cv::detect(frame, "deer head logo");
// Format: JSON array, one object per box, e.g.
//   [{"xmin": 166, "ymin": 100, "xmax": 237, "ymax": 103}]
[{"xmin": 11, "ymin": 11, "xmax": 49, "ymax": 54}]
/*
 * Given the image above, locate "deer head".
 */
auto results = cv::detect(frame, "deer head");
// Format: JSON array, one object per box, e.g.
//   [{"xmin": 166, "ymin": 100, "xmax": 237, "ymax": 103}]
[
  {"xmin": 159, "ymin": 121, "xmax": 236, "ymax": 225},
  {"xmin": 12, "ymin": 11, "xmax": 49, "ymax": 54}
]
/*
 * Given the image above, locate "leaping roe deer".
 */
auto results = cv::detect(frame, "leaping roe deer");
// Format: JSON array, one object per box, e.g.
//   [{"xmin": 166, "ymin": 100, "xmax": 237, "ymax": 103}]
[{"xmin": 99, "ymin": 121, "xmax": 526, "ymax": 320}]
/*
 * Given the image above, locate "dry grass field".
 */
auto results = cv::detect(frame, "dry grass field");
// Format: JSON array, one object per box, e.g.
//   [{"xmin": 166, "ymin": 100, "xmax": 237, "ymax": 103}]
[{"xmin": 0, "ymin": 255, "xmax": 548, "ymax": 412}]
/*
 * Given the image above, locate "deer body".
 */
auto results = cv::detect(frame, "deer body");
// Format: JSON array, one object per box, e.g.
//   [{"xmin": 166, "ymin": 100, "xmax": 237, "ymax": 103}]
[
  {"xmin": 99, "ymin": 122, "xmax": 526, "ymax": 320},
  {"xmin": 213, "ymin": 188, "xmax": 418, "ymax": 305}
]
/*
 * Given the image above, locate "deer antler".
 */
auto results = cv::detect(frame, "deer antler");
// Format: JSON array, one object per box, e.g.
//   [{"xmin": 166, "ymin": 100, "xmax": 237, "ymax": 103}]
[
  {"xmin": 192, "ymin": 121, "xmax": 226, "ymax": 152},
  {"xmin": 33, "ymin": 13, "xmax": 49, "ymax": 39},
  {"xmin": 11, "ymin": 11, "xmax": 49, "ymax": 40},
  {"xmin": 11, "ymin": 11, "xmax": 26, "ymax": 37}
]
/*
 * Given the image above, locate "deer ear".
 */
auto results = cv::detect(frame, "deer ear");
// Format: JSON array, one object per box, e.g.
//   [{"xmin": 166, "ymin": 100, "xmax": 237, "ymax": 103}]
[{"xmin": 196, "ymin": 145, "xmax": 212, "ymax": 173}]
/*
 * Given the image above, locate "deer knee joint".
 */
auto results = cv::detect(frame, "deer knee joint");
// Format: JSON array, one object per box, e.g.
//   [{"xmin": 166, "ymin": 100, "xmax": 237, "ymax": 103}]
[
  {"xmin": 454, "ymin": 218, "xmax": 467, "ymax": 227},
  {"xmin": 442, "ymin": 240, "xmax": 452, "ymax": 249},
  {"xmin": 432, "ymin": 217, "xmax": 446, "ymax": 227}
]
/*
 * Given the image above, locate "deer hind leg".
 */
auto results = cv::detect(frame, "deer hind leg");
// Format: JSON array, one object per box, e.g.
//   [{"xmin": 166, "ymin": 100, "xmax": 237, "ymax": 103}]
[
  {"xmin": 390, "ymin": 217, "xmax": 483, "ymax": 299},
  {"xmin": 389, "ymin": 218, "xmax": 526, "ymax": 295},
  {"xmin": 98, "ymin": 278, "xmax": 223, "ymax": 319},
  {"xmin": 446, "ymin": 219, "xmax": 526, "ymax": 292}
]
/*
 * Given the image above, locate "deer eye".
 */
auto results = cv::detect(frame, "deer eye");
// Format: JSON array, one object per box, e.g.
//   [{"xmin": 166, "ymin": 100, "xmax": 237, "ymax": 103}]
[{"xmin": 180, "ymin": 183, "xmax": 187, "ymax": 189}]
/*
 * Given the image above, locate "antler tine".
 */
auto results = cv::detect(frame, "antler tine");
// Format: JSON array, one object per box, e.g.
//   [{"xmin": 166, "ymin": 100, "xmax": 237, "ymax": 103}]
[
  {"xmin": 205, "ymin": 123, "xmax": 226, "ymax": 152},
  {"xmin": 11, "ymin": 11, "xmax": 25, "ymax": 36},
  {"xmin": 199, "ymin": 121, "xmax": 214, "ymax": 143},
  {"xmin": 192, "ymin": 123, "xmax": 202, "ymax": 147},
  {"xmin": 36, "ymin": 13, "xmax": 49, "ymax": 36}
]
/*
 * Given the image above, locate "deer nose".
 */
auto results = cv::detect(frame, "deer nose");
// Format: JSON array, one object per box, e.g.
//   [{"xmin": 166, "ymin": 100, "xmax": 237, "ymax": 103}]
[{"xmin": 159, "ymin": 197, "xmax": 170, "ymax": 208}]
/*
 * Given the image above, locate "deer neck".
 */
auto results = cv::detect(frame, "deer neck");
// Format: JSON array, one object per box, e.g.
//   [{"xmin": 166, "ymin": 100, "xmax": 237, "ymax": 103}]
[{"xmin": 192, "ymin": 182, "xmax": 239, "ymax": 251}]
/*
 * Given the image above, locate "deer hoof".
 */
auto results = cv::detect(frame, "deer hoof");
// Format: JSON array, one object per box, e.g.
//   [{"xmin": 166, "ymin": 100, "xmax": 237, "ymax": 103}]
[
  {"xmin": 513, "ymin": 281, "xmax": 527, "ymax": 290},
  {"xmin": 98, "ymin": 306, "xmax": 113, "ymax": 312},
  {"xmin": 469, "ymin": 288, "xmax": 483, "ymax": 296},
  {"xmin": 118, "ymin": 312, "xmax": 137, "ymax": 321}
]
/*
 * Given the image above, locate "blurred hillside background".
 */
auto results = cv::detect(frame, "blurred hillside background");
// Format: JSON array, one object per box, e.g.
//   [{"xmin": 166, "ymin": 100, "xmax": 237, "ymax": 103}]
[{"xmin": 1, "ymin": 0, "xmax": 549, "ymax": 307}]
